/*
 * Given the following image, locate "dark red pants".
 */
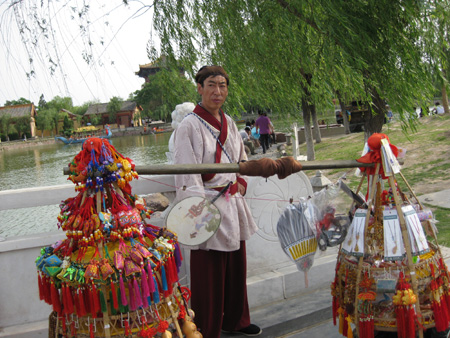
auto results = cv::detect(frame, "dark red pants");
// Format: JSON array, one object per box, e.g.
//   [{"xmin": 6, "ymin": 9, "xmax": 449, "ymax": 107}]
[{"xmin": 190, "ymin": 241, "xmax": 251, "ymax": 338}]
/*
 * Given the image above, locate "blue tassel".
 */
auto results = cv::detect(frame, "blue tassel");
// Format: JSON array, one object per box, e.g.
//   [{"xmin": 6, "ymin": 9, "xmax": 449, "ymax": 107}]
[
  {"xmin": 152, "ymin": 275, "xmax": 160, "ymax": 304},
  {"xmin": 161, "ymin": 266, "xmax": 168, "ymax": 291}
]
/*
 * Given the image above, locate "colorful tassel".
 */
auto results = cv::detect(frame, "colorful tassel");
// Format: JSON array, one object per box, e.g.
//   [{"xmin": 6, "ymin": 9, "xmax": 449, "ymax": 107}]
[
  {"xmin": 152, "ymin": 275, "xmax": 160, "ymax": 304},
  {"xmin": 128, "ymin": 279, "xmax": 136, "ymax": 311},
  {"xmin": 141, "ymin": 268, "xmax": 150, "ymax": 299},
  {"xmin": 133, "ymin": 277, "xmax": 143, "ymax": 309},
  {"xmin": 346, "ymin": 316, "xmax": 353, "ymax": 338},
  {"xmin": 161, "ymin": 266, "xmax": 168, "ymax": 292},
  {"xmin": 174, "ymin": 242, "xmax": 183, "ymax": 272},
  {"xmin": 147, "ymin": 262, "xmax": 155, "ymax": 293},
  {"xmin": 119, "ymin": 274, "xmax": 128, "ymax": 306}
]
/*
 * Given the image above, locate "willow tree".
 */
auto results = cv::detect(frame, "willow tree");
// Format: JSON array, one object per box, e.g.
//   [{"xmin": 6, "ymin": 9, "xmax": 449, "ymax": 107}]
[
  {"xmin": 4, "ymin": 0, "xmax": 449, "ymax": 147},
  {"xmin": 151, "ymin": 0, "xmax": 444, "ymax": 159}
]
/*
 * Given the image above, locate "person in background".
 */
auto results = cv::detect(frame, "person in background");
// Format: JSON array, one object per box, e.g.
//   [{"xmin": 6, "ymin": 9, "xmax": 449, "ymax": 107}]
[
  {"xmin": 240, "ymin": 126, "xmax": 258, "ymax": 155},
  {"xmin": 433, "ymin": 102, "xmax": 445, "ymax": 115},
  {"xmin": 172, "ymin": 65, "xmax": 262, "ymax": 338},
  {"xmin": 255, "ymin": 111, "xmax": 272, "ymax": 154}
]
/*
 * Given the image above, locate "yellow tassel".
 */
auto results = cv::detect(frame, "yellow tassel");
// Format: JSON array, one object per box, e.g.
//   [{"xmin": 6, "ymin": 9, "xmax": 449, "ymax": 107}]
[
  {"xmin": 346, "ymin": 316, "xmax": 353, "ymax": 338},
  {"xmin": 338, "ymin": 308, "xmax": 344, "ymax": 334}
]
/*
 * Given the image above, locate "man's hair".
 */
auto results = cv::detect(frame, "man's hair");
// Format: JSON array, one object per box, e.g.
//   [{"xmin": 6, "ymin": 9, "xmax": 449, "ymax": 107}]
[
  {"xmin": 195, "ymin": 66, "xmax": 229, "ymax": 86},
  {"xmin": 436, "ymin": 102, "xmax": 440, "ymax": 105},
  {"xmin": 245, "ymin": 127, "xmax": 251, "ymax": 132}
]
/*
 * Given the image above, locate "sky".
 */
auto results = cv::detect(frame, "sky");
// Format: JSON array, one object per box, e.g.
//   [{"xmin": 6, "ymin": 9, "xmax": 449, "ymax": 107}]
[{"xmin": 0, "ymin": 1, "xmax": 157, "ymax": 107}]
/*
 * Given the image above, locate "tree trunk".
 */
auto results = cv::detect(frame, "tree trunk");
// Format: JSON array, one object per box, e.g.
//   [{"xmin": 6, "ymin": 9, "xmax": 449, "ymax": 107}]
[
  {"xmin": 364, "ymin": 86, "xmax": 386, "ymax": 140},
  {"xmin": 442, "ymin": 84, "xmax": 449, "ymax": 114},
  {"xmin": 336, "ymin": 91, "xmax": 351, "ymax": 134},
  {"xmin": 301, "ymin": 98, "xmax": 315, "ymax": 161},
  {"xmin": 310, "ymin": 104, "xmax": 321, "ymax": 143}
]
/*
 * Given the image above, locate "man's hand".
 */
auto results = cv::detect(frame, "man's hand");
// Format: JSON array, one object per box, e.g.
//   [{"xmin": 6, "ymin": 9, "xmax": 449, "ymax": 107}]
[{"xmin": 237, "ymin": 182, "xmax": 246, "ymax": 196}]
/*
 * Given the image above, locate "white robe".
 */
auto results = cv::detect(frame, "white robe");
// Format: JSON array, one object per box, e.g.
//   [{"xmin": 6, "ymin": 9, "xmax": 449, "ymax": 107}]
[{"xmin": 173, "ymin": 112, "xmax": 258, "ymax": 251}]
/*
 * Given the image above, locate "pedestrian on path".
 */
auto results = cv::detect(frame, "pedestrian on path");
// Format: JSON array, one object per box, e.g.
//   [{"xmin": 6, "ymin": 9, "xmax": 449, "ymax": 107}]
[{"xmin": 255, "ymin": 111, "xmax": 273, "ymax": 154}]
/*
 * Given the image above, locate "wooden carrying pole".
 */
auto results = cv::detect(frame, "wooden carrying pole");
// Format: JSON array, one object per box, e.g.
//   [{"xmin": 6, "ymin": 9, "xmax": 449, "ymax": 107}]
[{"xmin": 64, "ymin": 159, "xmax": 373, "ymax": 176}]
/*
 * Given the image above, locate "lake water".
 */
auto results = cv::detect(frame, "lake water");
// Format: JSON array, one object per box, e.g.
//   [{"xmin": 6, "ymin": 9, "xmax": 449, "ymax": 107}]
[{"xmin": 0, "ymin": 133, "xmax": 172, "ymax": 238}]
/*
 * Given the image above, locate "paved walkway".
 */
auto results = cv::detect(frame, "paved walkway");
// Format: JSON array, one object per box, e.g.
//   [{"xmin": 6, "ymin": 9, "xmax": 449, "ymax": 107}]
[{"xmin": 2, "ymin": 184, "xmax": 449, "ymax": 338}]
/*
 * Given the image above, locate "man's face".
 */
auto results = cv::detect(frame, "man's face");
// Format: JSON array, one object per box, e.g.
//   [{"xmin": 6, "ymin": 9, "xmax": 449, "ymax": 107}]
[{"xmin": 197, "ymin": 75, "xmax": 228, "ymax": 112}]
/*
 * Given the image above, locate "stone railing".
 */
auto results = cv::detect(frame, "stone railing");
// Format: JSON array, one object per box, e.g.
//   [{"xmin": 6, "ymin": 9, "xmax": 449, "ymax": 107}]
[{"xmin": 0, "ymin": 172, "xmax": 338, "ymax": 331}]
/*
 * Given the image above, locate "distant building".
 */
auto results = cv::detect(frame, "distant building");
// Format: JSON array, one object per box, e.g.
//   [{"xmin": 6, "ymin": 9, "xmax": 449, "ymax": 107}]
[
  {"xmin": 0, "ymin": 103, "xmax": 37, "ymax": 137},
  {"xmin": 60, "ymin": 109, "xmax": 81, "ymax": 130},
  {"xmin": 84, "ymin": 101, "xmax": 142, "ymax": 128},
  {"xmin": 135, "ymin": 55, "xmax": 184, "ymax": 83}
]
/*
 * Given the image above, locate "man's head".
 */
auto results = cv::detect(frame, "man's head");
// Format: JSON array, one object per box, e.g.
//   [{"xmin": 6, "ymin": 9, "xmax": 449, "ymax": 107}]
[
  {"xmin": 195, "ymin": 66, "xmax": 229, "ymax": 87},
  {"xmin": 245, "ymin": 126, "xmax": 251, "ymax": 134},
  {"xmin": 195, "ymin": 66, "xmax": 229, "ymax": 114}
]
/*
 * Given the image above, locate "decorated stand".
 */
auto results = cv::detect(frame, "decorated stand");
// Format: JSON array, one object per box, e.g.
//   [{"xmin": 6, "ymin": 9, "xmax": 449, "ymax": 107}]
[
  {"xmin": 36, "ymin": 138, "xmax": 201, "ymax": 338},
  {"xmin": 331, "ymin": 134, "xmax": 450, "ymax": 338}
]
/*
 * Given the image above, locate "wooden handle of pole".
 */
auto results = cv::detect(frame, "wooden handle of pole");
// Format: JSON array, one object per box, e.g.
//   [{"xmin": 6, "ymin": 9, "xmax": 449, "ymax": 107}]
[{"xmin": 63, "ymin": 159, "xmax": 373, "ymax": 176}]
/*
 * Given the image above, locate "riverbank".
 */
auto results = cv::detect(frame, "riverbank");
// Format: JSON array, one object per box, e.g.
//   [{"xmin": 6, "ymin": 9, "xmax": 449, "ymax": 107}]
[
  {"xmin": 0, "ymin": 125, "xmax": 174, "ymax": 151},
  {"xmin": 0, "ymin": 137, "xmax": 56, "ymax": 151}
]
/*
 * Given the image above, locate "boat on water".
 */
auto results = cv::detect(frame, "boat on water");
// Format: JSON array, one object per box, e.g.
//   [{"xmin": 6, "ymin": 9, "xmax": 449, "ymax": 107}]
[{"xmin": 55, "ymin": 125, "xmax": 112, "ymax": 144}]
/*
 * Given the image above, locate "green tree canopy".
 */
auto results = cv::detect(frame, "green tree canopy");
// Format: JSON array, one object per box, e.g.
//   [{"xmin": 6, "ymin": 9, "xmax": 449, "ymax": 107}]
[
  {"xmin": 131, "ymin": 68, "xmax": 198, "ymax": 121},
  {"xmin": 107, "ymin": 96, "xmax": 123, "ymax": 125},
  {"xmin": 4, "ymin": 97, "xmax": 32, "ymax": 106}
]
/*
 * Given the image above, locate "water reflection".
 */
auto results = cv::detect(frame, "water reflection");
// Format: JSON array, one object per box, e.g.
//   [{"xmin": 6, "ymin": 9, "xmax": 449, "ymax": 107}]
[
  {"xmin": 0, "ymin": 133, "xmax": 171, "ymax": 191},
  {"xmin": 0, "ymin": 133, "xmax": 171, "ymax": 238}
]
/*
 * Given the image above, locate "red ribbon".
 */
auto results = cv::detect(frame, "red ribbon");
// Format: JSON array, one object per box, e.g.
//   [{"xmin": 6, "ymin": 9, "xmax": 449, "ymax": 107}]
[{"xmin": 356, "ymin": 133, "xmax": 398, "ymax": 178}]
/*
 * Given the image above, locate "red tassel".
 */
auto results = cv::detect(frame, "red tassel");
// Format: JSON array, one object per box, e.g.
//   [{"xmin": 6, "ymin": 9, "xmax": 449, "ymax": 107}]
[
  {"xmin": 83, "ymin": 287, "xmax": 92, "ymax": 314},
  {"xmin": 50, "ymin": 282, "xmax": 62, "ymax": 313},
  {"xmin": 332, "ymin": 294, "xmax": 338, "ymax": 326},
  {"xmin": 171, "ymin": 255, "xmax": 179, "ymax": 282},
  {"xmin": 43, "ymin": 276, "xmax": 52, "ymax": 304},
  {"xmin": 91, "ymin": 284, "xmax": 100, "ymax": 316},
  {"xmin": 65, "ymin": 284, "xmax": 74, "ymax": 314},
  {"xmin": 396, "ymin": 306, "xmax": 406, "ymax": 338},
  {"xmin": 71, "ymin": 320, "xmax": 76, "ymax": 336},
  {"xmin": 406, "ymin": 306, "xmax": 416, "ymax": 337},
  {"xmin": 111, "ymin": 280, "xmax": 119, "ymax": 310},
  {"xmin": 343, "ymin": 311, "xmax": 348, "ymax": 337},
  {"xmin": 124, "ymin": 319, "xmax": 131, "ymax": 336},
  {"xmin": 38, "ymin": 273, "xmax": 44, "ymax": 301},
  {"xmin": 62, "ymin": 316, "xmax": 67, "ymax": 335},
  {"xmin": 77, "ymin": 288, "xmax": 87, "ymax": 317},
  {"xmin": 61, "ymin": 283, "xmax": 68, "ymax": 314},
  {"xmin": 89, "ymin": 322, "xmax": 94, "ymax": 338}
]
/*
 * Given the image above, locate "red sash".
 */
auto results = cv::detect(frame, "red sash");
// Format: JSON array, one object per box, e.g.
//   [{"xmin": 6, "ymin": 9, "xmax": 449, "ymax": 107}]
[{"xmin": 193, "ymin": 105, "xmax": 228, "ymax": 182}]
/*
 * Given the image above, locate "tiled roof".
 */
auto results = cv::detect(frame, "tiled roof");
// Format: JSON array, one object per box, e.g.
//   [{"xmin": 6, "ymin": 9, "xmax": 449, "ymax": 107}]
[
  {"xmin": 84, "ymin": 101, "xmax": 140, "ymax": 116},
  {"xmin": 0, "ymin": 104, "xmax": 36, "ymax": 118}
]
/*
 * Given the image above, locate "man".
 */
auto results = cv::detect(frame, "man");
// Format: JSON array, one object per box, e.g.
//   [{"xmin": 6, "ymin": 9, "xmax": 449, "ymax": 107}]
[
  {"xmin": 173, "ymin": 66, "xmax": 261, "ymax": 337},
  {"xmin": 255, "ymin": 111, "xmax": 273, "ymax": 154},
  {"xmin": 240, "ymin": 126, "xmax": 258, "ymax": 155}
]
